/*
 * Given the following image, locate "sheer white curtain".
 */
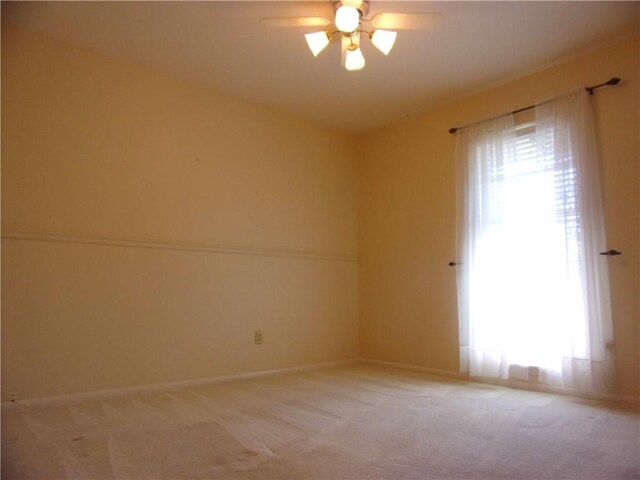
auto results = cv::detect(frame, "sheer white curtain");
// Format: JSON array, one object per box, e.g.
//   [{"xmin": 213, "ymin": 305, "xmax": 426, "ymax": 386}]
[{"xmin": 455, "ymin": 91, "xmax": 615, "ymax": 393}]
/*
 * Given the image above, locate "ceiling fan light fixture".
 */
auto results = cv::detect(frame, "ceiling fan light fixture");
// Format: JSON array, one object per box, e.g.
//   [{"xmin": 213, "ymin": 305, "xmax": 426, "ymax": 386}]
[
  {"xmin": 305, "ymin": 31, "xmax": 330, "ymax": 56},
  {"xmin": 371, "ymin": 29, "xmax": 397, "ymax": 55},
  {"xmin": 267, "ymin": 2, "xmax": 445, "ymax": 72},
  {"xmin": 335, "ymin": 5, "xmax": 360, "ymax": 33},
  {"xmin": 345, "ymin": 44, "xmax": 365, "ymax": 71}
]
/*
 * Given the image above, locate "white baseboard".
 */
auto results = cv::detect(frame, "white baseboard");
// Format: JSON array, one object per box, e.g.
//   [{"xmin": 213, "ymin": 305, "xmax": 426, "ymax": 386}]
[
  {"xmin": 359, "ymin": 357, "xmax": 468, "ymax": 380},
  {"xmin": 359, "ymin": 357, "xmax": 640, "ymax": 405},
  {"xmin": 7, "ymin": 357, "xmax": 636, "ymax": 409},
  {"xmin": 2, "ymin": 358, "xmax": 359, "ymax": 409}
]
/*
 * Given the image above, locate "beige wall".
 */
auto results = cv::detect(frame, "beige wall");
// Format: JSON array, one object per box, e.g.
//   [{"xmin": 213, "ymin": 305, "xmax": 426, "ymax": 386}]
[
  {"xmin": 359, "ymin": 37, "xmax": 640, "ymax": 398},
  {"xmin": 1, "ymin": 25, "xmax": 359, "ymax": 401},
  {"xmin": 3, "ymin": 24, "xmax": 639, "ymax": 403}
]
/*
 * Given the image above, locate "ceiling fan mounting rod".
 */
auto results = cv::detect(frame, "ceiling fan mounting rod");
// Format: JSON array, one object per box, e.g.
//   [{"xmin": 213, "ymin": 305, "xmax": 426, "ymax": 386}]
[{"xmin": 335, "ymin": 1, "xmax": 369, "ymax": 20}]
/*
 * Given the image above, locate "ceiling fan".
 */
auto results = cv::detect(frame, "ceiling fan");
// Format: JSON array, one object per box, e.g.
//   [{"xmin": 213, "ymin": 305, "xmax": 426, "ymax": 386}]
[{"xmin": 261, "ymin": 1, "xmax": 443, "ymax": 71}]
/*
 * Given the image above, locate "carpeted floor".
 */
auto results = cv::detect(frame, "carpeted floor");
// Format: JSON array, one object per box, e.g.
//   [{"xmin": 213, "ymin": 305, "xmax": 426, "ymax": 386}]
[{"xmin": 2, "ymin": 364, "xmax": 639, "ymax": 479}]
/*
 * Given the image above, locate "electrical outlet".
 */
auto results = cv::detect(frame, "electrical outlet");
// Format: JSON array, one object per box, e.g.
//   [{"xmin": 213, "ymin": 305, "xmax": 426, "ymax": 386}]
[
  {"xmin": 254, "ymin": 329, "xmax": 263, "ymax": 345},
  {"xmin": 9, "ymin": 392, "xmax": 17, "ymax": 403}
]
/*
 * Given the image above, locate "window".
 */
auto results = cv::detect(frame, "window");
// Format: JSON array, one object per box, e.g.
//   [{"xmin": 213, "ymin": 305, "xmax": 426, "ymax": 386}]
[{"xmin": 455, "ymin": 92, "xmax": 615, "ymax": 392}]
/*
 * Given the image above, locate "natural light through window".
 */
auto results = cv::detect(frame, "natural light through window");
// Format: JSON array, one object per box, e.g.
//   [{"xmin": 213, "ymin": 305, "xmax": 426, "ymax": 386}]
[{"xmin": 470, "ymin": 125, "xmax": 587, "ymax": 375}]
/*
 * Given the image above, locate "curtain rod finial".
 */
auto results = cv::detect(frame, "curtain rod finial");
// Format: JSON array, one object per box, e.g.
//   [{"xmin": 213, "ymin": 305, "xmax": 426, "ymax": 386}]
[
  {"xmin": 449, "ymin": 127, "xmax": 458, "ymax": 134},
  {"xmin": 608, "ymin": 77, "xmax": 621, "ymax": 86}
]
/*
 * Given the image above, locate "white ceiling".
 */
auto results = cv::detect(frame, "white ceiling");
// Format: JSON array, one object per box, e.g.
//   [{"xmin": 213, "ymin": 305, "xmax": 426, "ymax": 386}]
[{"xmin": 4, "ymin": 1, "xmax": 639, "ymax": 134}]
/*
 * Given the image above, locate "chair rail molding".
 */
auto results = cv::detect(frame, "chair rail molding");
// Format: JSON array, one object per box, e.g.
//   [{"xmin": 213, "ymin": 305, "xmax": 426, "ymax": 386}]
[{"xmin": 1, "ymin": 230, "xmax": 358, "ymax": 262}]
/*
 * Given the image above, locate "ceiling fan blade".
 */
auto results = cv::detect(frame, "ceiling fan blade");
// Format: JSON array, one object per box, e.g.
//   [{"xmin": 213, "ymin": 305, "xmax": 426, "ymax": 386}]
[
  {"xmin": 371, "ymin": 13, "xmax": 443, "ymax": 30},
  {"xmin": 260, "ymin": 17, "xmax": 332, "ymax": 28}
]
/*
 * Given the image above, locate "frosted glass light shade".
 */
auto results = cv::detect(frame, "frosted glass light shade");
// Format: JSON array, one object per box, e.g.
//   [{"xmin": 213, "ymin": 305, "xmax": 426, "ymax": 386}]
[
  {"xmin": 345, "ymin": 46, "xmax": 365, "ymax": 71},
  {"xmin": 335, "ymin": 6, "xmax": 360, "ymax": 33},
  {"xmin": 305, "ymin": 31, "xmax": 330, "ymax": 56},
  {"xmin": 371, "ymin": 30, "xmax": 397, "ymax": 55}
]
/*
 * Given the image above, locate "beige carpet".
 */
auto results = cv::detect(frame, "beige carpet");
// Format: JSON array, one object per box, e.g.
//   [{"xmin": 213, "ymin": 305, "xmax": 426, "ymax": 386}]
[{"xmin": 2, "ymin": 364, "xmax": 639, "ymax": 479}]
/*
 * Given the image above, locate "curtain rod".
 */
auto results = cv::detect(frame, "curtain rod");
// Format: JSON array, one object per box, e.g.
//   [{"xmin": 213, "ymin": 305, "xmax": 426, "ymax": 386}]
[{"xmin": 448, "ymin": 77, "xmax": 621, "ymax": 134}]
